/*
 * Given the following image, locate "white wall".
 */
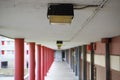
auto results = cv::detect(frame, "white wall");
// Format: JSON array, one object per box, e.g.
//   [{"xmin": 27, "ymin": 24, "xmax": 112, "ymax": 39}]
[
  {"xmin": 0, "ymin": 54, "xmax": 14, "ymax": 68},
  {"xmin": 0, "ymin": 36, "xmax": 29, "ymax": 69},
  {"xmin": 0, "ymin": 50, "xmax": 29, "ymax": 69},
  {"xmin": 87, "ymin": 54, "xmax": 120, "ymax": 71},
  {"xmin": 54, "ymin": 50, "xmax": 62, "ymax": 62}
]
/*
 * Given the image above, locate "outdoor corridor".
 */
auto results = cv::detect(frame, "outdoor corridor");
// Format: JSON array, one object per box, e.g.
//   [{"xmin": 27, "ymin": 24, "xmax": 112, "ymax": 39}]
[
  {"xmin": 0, "ymin": 61, "xmax": 78, "ymax": 80},
  {"xmin": 45, "ymin": 61, "xmax": 78, "ymax": 80}
]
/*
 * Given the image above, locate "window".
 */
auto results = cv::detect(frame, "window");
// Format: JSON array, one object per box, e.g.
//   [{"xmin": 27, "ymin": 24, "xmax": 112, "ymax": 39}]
[
  {"xmin": 1, "ymin": 41, "xmax": 5, "ymax": 45},
  {"xmin": 1, "ymin": 50, "xmax": 5, "ymax": 55},
  {"xmin": 26, "ymin": 50, "xmax": 29, "ymax": 55}
]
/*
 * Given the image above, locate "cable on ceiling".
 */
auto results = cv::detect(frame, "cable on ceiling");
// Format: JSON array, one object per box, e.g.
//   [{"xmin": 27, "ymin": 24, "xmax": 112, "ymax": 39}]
[
  {"xmin": 67, "ymin": 0, "xmax": 110, "ymax": 42},
  {"xmin": 73, "ymin": 5, "xmax": 99, "ymax": 10}
]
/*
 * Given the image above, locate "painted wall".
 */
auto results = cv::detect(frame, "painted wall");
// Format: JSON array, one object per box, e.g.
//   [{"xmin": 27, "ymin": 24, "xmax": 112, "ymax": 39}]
[
  {"xmin": 54, "ymin": 50, "xmax": 62, "ymax": 62},
  {"xmin": 0, "ymin": 48, "xmax": 29, "ymax": 69},
  {"xmin": 94, "ymin": 36, "xmax": 120, "ymax": 55},
  {"xmin": 110, "ymin": 36, "xmax": 120, "ymax": 55},
  {"xmin": 61, "ymin": 35, "xmax": 120, "ymax": 80},
  {"xmin": 0, "ymin": 36, "xmax": 29, "ymax": 69},
  {"xmin": 87, "ymin": 36, "xmax": 120, "ymax": 80}
]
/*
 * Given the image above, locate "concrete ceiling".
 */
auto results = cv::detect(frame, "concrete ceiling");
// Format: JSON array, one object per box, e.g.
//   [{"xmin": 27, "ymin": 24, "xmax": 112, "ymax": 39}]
[{"xmin": 0, "ymin": 0, "xmax": 120, "ymax": 50}]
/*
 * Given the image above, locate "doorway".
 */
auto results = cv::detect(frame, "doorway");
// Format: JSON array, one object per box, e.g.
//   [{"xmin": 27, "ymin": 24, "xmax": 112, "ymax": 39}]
[{"xmin": 62, "ymin": 51, "xmax": 65, "ymax": 61}]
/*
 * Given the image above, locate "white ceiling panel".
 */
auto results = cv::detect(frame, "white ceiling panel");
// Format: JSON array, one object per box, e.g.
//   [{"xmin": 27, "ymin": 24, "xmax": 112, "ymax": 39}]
[{"xmin": 0, "ymin": 0, "xmax": 120, "ymax": 49}]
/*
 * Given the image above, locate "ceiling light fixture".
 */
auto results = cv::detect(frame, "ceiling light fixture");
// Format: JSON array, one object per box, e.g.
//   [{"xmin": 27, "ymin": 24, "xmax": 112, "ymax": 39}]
[
  {"xmin": 47, "ymin": 4, "xmax": 74, "ymax": 24},
  {"xmin": 56, "ymin": 40, "xmax": 63, "ymax": 49}
]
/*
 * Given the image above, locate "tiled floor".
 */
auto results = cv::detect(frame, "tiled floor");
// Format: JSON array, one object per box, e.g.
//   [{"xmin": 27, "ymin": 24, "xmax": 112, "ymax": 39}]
[{"xmin": 45, "ymin": 61, "xmax": 78, "ymax": 80}]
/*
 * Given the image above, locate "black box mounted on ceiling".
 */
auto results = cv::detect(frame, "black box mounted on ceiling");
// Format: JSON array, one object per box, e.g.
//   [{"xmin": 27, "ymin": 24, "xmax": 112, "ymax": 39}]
[
  {"xmin": 47, "ymin": 4, "xmax": 74, "ymax": 24},
  {"xmin": 56, "ymin": 41, "xmax": 63, "ymax": 44},
  {"xmin": 47, "ymin": 4, "xmax": 74, "ymax": 18}
]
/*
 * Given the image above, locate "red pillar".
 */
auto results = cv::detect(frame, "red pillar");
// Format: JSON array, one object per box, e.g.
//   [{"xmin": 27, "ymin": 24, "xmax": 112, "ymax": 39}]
[
  {"xmin": 46, "ymin": 48, "xmax": 48, "ymax": 76},
  {"xmin": 29, "ymin": 42, "xmax": 35, "ymax": 80},
  {"xmin": 47, "ymin": 49, "xmax": 49, "ymax": 71},
  {"xmin": 15, "ymin": 38, "xmax": 24, "ymax": 80},
  {"xmin": 44, "ymin": 47, "xmax": 47, "ymax": 76},
  {"xmin": 45, "ymin": 47, "xmax": 47, "ymax": 76},
  {"xmin": 36, "ymin": 45, "xmax": 41, "ymax": 80},
  {"xmin": 41, "ymin": 46, "xmax": 44, "ymax": 80}
]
